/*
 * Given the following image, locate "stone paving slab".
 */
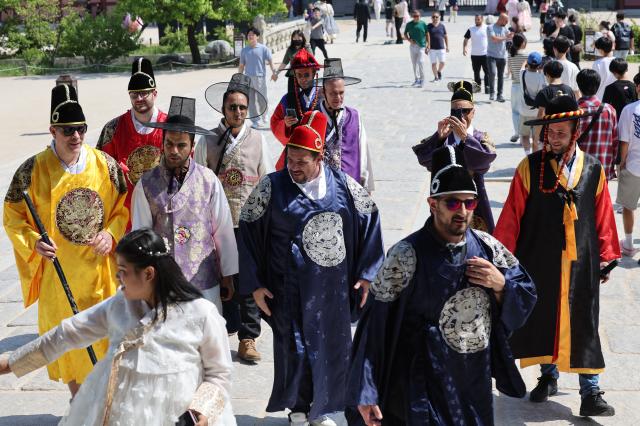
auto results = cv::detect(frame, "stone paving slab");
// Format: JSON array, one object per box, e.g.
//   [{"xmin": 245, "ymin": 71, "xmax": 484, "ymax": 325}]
[{"xmin": 0, "ymin": 12, "xmax": 638, "ymax": 426}]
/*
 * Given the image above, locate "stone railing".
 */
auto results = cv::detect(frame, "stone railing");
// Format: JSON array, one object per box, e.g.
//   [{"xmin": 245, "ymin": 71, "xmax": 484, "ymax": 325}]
[{"xmin": 258, "ymin": 18, "xmax": 307, "ymax": 54}]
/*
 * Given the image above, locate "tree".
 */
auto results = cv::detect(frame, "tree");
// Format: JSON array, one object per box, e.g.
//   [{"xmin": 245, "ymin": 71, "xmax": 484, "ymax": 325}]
[
  {"xmin": 58, "ymin": 13, "xmax": 141, "ymax": 65},
  {"xmin": 0, "ymin": 0, "xmax": 74, "ymax": 65},
  {"xmin": 116, "ymin": 0, "xmax": 286, "ymax": 64},
  {"xmin": 116, "ymin": 0, "xmax": 215, "ymax": 64}
]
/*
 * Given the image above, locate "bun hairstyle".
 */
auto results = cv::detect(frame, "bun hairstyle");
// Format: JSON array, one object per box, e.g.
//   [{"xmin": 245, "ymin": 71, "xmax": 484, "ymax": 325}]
[{"xmin": 116, "ymin": 228, "xmax": 202, "ymax": 322}]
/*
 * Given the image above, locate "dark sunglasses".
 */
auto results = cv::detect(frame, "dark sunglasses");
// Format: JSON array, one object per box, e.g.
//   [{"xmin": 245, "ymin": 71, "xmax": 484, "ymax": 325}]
[
  {"xmin": 443, "ymin": 198, "xmax": 479, "ymax": 211},
  {"xmin": 60, "ymin": 124, "xmax": 88, "ymax": 136},
  {"xmin": 227, "ymin": 104, "xmax": 248, "ymax": 112},
  {"xmin": 451, "ymin": 108, "xmax": 474, "ymax": 116},
  {"xmin": 295, "ymin": 71, "xmax": 314, "ymax": 79}
]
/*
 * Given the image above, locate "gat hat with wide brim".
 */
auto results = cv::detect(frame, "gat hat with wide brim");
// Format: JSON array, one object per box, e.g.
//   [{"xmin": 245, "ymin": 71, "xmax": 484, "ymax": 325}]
[
  {"xmin": 524, "ymin": 95, "xmax": 599, "ymax": 126},
  {"xmin": 447, "ymin": 80, "xmax": 480, "ymax": 103},
  {"xmin": 128, "ymin": 57, "xmax": 156, "ymax": 92},
  {"xmin": 204, "ymin": 73, "xmax": 268, "ymax": 119},
  {"xmin": 50, "ymin": 84, "xmax": 85, "ymax": 125},
  {"xmin": 320, "ymin": 58, "xmax": 361, "ymax": 86},
  {"xmin": 145, "ymin": 96, "xmax": 214, "ymax": 136},
  {"xmin": 430, "ymin": 145, "xmax": 477, "ymax": 197}
]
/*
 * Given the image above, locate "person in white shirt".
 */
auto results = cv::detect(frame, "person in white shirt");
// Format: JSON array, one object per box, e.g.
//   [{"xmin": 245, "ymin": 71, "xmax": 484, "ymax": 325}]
[
  {"xmin": 592, "ymin": 36, "xmax": 616, "ymax": 100},
  {"xmin": 519, "ymin": 52, "xmax": 547, "ymax": 153},
  {"xmin": 553, "ymin": 35, "xmax": 581, "ymax": 98},
  {"xmin": 463, "ymin": 14, "xmax": 490, "ymax": 94},
  {"xmin": 616, "ymin": 73, "xmax": 640, "ymax": 256}
]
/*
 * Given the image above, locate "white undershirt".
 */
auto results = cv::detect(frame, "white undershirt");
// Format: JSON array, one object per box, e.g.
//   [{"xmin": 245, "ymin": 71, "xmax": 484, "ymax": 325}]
[
  {"xmin": 131, "ymin": 107, "xmax": 159, "ymax": 135},
  {"xmin": 291, "ymin": 164, "xmax": 326, "ymax": 200},
  {"xmin": 453, "ymin": 124, "xmax": 475, "ymax": 145},
  {"xmin": 50, "ymin": 140, "xmax": 87, "ymax": 174}
]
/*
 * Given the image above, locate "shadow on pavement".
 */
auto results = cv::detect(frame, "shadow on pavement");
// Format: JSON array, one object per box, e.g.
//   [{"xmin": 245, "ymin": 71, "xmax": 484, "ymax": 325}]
[
  {"xmin": 486, "ymin": 167, "xmax": 516, "ymax": 179},
  {"xmin": 494, "ymin": 393, "xmax": 604, "ymax": 426},
  {"xmin": 0, "ymin": 333, "xmax": 38, "ymax": 352},
  {"xmin": 0, "ymin": 415, "xmax": 61, "ymax": 426}
]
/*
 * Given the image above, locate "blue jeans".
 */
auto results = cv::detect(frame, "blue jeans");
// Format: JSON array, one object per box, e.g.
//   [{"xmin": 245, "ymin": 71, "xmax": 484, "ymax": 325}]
[{"xmin": 541, "ymin": 364, "xmax": 600, "ymax": 399}]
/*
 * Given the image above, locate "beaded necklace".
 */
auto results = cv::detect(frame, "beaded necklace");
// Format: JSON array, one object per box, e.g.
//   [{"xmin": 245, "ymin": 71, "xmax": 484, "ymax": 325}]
[
  {"xmin": 293, "ymin": 72, "xmax": 319, "ymax": 117},
  {"xmin": 538, "ymin": 125, "xmax": 579, "ymax": 194}
]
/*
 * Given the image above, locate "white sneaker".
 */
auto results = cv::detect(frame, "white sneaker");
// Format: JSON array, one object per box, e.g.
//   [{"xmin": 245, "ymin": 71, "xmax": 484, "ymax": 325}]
[
  {"xmin": 310, "ymin": 415, "xmax": 338, "ymax": 426},
  {"xmin": 620, "ymin": 239, "xmax": 639, "ymax": 257},
  {"xmin": 289, "ymin": 412, "xmax": 309, "ymax": 426}
]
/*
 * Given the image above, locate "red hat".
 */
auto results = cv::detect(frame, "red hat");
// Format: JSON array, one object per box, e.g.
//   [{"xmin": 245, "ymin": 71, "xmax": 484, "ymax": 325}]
[
  {"xmin": 286, "ymin": 49, "xmax": 322, "ymax": 72},
  {"xmin": 287, "ymin": 111, "xmax": 327, "ymax": 154}
]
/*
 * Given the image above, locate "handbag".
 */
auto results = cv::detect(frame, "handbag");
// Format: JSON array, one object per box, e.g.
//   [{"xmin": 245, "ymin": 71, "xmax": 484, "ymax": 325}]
[{"xmin": 521, "ymin": 71, "xmax": 537, "ymax": 108}]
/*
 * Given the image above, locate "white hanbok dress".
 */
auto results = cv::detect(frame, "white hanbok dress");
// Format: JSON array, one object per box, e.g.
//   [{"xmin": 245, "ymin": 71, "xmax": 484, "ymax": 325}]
[{"xmin": 9, "ymin": 290, "xmax": 236, "ymax": 426}]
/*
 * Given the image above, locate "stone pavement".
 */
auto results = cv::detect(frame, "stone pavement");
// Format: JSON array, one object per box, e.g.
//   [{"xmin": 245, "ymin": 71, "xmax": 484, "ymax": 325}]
[{"xmin": 0, "ymin": 12, "xmax": 639, "ymax": 425}]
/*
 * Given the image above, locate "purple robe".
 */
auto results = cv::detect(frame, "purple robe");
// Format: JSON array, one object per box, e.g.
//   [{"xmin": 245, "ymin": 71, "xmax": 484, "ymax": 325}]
[
  {"xmin": 141, "ymin": 159, "xmax": 220, "ymax": 290},
  {"xmin": 412, "ymin": 130, "xmax": 497, "ymax": 233},
  {"xmin": 324, "ymin": 106, "xmax": 361, "ymax": 184}
]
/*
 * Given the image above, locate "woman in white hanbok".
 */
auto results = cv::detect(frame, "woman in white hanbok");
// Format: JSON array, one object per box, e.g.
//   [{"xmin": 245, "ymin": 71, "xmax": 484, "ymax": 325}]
[{"xmin": 0, "ymin": 229, "xmax": 236, "ymax": 426}]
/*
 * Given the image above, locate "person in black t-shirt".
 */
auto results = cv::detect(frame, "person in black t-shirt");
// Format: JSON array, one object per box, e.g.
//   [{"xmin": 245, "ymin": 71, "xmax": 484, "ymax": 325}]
[
  {"xmin": 603, "ymin": 58, "xmax": 637, "ymax": 118},
  {"xmin": 568, "ymin": 13, "xmax": 583, "ymax": 69},
  {"xmin": 534, "ymin": 60, "xmax": 575, "ymax": 113}
]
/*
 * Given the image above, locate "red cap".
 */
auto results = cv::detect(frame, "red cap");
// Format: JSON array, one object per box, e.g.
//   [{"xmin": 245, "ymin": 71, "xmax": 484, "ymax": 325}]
[
  {"xmin": 287, "ymin": 111, "xmax": 327, "ymax": 154},
  {"xmin": 289, "ymin": 49, "xmax": 322, "ymax": 71}
]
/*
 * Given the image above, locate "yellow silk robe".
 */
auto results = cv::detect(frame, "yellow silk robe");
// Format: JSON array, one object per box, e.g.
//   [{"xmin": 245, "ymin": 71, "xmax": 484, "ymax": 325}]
[{"xmin": 3, "ymin": 145, "xmax": 128, "ymax": 384}]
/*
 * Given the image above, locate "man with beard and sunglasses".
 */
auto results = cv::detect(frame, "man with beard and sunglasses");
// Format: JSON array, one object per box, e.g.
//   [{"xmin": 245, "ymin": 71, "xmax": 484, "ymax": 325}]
[
  {"xmin": 3, "ymin": 84, "xmax": 129, "ymax": 397},
  {"xmin": 131, "ymin": 96, "xmax": 238, "ymax": 313},
  {"xmin": 194, "ymin": 74, "xmax": 272, "ymax": 363},
  {"xmin": 97, "ymin": 58, "xmax": 167, "ymax": 229},
  {"xmin": 347, "ymin": 145, "xmax": 536, "ymax": 426},
  {"xmin": 413, "ymin": 80, "xmax": 497, "ymax": 232}
]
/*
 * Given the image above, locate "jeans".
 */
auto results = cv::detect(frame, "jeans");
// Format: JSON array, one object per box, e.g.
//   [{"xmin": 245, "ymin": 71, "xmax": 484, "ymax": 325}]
[
  {"xmin": 487, "ymin": 56, "xmax": 506, "ymax": 96},
  {"xmin": 356, "ymin": 21, "xmax": 369, "ymax": 42},
  {"xmin": 310, "ymin": 38, "xmax": 328, "ymax": 59},
  {"xmin": 395, "ymin": 17, "xmax": 404, "ymax": 42},
  {"xmin": 471, "ymin": 54, "xmax": 489, "ymax": 89},
  {"xmin": 614, "ymin": 49, "xmax": 630, "ymax": 59},
  {"xmin": 541, "ymin": 364, "xmax": 600, "ymax": 399},
  {"xmin": 410, "ymin": 43, "xmax": 425, "ymax": 81},
  {"xmin": 510, "ymin": 83, "xmax": 521, "ymax": 135}
]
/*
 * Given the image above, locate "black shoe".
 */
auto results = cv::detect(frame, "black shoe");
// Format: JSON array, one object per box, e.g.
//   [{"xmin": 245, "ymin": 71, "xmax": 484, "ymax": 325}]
[
  {"xmin": 489, "ymin": 94, "xmax": 495, "ymax": 101},
  {"xmin": 438, "ymin": 71, "xmax": 442, "ymax": 80},
  {"xmin": 396, "ymin": 40, "xmax": 403, "ymax": 44},
  {"xmin": 484, "ymin": 86, "xmax": 490, "ymax": 94},
  {"xmin": 529, "ymin": 375, "xmax": 558, "ymax": 402},
  {"xmin": 580, "ymin": 392, "xmax": 615, "ymax": 417},
  {"xmin": 497, "ymin": 95, "xmax": 506, "ymax": 103},
  {"xmin": 356, "ymin": 36, "xmax": 359, "ymax": 43}
]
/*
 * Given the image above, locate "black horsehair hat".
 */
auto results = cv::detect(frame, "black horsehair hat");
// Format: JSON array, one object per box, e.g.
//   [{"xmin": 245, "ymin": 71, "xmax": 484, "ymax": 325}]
[
  {"xmin": 145, "ymin": 96, "xmax": 213, "ymax": 136},
  {"xmin": 523, "ymin": 95, "xmax": 598, "ymax": 126},
  {"xmin": 128, "ymin": 57, "xmax": 156, "ymax": 92},
  {"xmin": 204, "ymin": 73, "xmax": 268, "ymax": 120},
  {"xmin": 430, "ymin": 145, "xmax": 477, "ymax": 197},
  {"xmin": 448, "ymin": 80, "xmax": 480, "ymax": 103},
  {"xmin": 321, "ymin": 58, "xmax": 361, "ymax": 86},
  {"xmin": 50, "ymin": 84, "xmax": 85, "ymax": 126}
]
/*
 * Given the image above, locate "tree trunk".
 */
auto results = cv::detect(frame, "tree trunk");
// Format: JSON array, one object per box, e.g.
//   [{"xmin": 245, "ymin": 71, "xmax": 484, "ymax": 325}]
[{"xmin": 187, "ymin": 24, "xmax": 201, "ymax": 64}]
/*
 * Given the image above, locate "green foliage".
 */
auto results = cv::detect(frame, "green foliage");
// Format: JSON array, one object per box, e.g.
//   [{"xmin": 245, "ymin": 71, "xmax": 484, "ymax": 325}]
[
  {"xmin": 0, "ymin": 0, "xmax": 70, "ymax": 63},
  {"xmin": 58, "ymin": 14, "xmax": 141, "ymax": 64},
  {"xmin": 211, "ymin": 0, "xmax": 287, "ymax": 23},
  {"xmin": 212, "ymin": 26, "xmax": 232, "ymax": 44},
  {"xmin": 159, "ymin": 27, "xmax": 206, "ymax": 52}
]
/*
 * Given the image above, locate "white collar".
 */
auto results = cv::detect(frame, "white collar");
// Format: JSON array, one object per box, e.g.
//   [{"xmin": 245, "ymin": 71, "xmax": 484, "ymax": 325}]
[
  {"xmin": 290, "ymin": 164, "xmax": 327, "ymax": 200},
  {"xmin": 453, "ymin": 125, "xmax": 475, "ymax": 144},
  {"xmin": 50, "ymin": 139, "xmax": 87, "ymax": 174},
  {"xmin": 131, "ymin": 107, "xmax": 159, "ymax": 135}
]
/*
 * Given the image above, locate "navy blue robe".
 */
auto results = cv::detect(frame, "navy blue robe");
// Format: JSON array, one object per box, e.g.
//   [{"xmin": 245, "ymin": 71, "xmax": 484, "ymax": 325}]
[
  {"xmin": 238, "ymin": 165, "xmax": 384, "ymax": 419},
  {"xmin": 347, "ymin": 220, "xmax": 536, "ymax": 425}
]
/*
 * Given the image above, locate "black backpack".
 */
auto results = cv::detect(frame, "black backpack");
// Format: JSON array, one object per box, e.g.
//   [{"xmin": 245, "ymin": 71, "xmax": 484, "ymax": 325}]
[{"xmin": 613, "ymin": 22, "xmax": 632, "ymax": 50}]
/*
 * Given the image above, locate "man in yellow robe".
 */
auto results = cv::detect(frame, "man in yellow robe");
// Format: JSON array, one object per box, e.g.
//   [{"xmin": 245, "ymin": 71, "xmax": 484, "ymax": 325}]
[{"xmin": 3, "ymin": 84, "xmax": 128, "ymax": 396}]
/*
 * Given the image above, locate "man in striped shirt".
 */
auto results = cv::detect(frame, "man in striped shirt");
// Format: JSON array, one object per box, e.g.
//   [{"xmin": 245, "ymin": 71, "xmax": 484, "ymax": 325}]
[{"xmin": 575, "ymin": 69, "xmax": 618, "ymax": 180}]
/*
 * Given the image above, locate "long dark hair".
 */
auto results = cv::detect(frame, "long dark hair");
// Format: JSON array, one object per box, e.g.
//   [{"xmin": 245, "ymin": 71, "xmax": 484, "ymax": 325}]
[
  {"xmin": 289, "ymin": 29, "xmax": 307, "ymax": 50},
  {"xmin": 510, "ymin": 33, "xmax": 527, "ymax": 57},
  {"xmin": 116, "ymin": 228, "xmax": 203, "ymax": 322}
]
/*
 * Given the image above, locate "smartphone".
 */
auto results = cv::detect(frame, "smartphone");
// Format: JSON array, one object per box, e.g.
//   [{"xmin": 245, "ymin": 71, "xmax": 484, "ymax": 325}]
[
  {"xmin": 286, "ymin": 108, "xmax": 297, "ymax": 118},
  {"xmin": 450, "ymin": 108, "xmax": 464, "ymax": 120},
  {"xmin": 176, "ymin": 410, "xmax": 197, "ymax": 426},
  {"xmin": 600, "ymin": 259, "xmax": 618, "ymax": 277}
]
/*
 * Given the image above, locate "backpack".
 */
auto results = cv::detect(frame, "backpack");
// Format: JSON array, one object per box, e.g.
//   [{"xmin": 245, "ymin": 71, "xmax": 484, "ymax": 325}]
[
  {"xmin": 521, "ymin": 71, "xmax": 537, "ymax": 109},
  {"xmin": 613, "ymin": 22, "xmax": 632, "ymax": 50}
]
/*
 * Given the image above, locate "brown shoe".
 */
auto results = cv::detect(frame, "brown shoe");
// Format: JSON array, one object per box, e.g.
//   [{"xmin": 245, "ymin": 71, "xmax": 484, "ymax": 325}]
[{"xmin": 238, "ymin": 339, "xmax": 261, "ymax": 362}]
